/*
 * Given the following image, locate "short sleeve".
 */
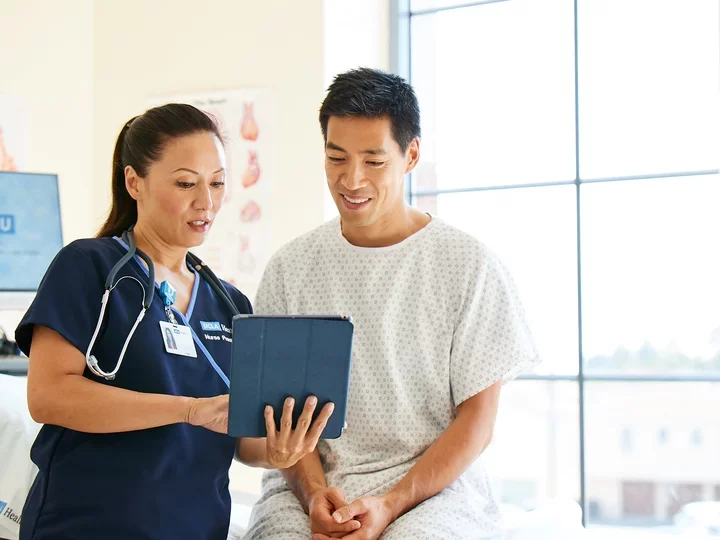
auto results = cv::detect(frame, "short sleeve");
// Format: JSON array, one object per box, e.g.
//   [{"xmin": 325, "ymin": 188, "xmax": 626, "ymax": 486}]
[
  {"xmin": 450, "ymin": 250, "xmax": 540, "ymax": 407},
  {"xmin": 253, "ymin": 253, "xmax": 287, "ymax": 315},
  {"xmin": 14, "ymin": 244, "xmax": 106, "ymax": 358}
]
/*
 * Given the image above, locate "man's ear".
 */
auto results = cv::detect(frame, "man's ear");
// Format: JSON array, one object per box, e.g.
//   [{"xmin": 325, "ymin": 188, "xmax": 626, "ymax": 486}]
[
  {"xmin": 404, "ymin": 138, "xmax": 420, "ymax": 175},
  {"xmin": 125, "ymin": 166, "xmax": 142, "ymax": 202}
]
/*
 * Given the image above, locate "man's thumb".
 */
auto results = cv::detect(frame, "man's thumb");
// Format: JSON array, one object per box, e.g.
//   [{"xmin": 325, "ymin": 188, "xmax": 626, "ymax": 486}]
[{"xmin": 332, "ymin": 500, "xmax": 363, "ymax": 524}]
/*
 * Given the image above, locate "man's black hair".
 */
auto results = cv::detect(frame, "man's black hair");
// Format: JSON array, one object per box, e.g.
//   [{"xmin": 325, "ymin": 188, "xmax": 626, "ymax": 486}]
[{"xmin": 319, "ymin": 67, "xmax": 421, "ymax": 152}]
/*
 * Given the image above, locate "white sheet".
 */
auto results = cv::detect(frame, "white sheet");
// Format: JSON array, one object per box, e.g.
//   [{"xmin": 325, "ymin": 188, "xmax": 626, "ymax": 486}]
[{"xmin": 0, "ymin": 375, "xmax": 40, "ymax": 540}]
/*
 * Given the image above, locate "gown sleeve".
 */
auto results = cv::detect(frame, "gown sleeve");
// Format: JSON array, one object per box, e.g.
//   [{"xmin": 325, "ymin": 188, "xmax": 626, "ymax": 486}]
[{"xmin": 450, "ymin": 248, "xmax": 541, "ymax": 407}]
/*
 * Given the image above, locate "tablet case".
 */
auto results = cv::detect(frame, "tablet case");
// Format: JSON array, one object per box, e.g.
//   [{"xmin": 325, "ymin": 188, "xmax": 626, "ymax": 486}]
[{"xmin": 228, "ymin": 315, "xmax": 354, "ymax": 439}]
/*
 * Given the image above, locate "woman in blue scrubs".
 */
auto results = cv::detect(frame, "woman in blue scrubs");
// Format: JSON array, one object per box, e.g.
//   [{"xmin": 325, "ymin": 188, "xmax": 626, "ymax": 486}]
[{"xmin": 14, "ymin": 104, "xmax": 333, "ymax": 539}]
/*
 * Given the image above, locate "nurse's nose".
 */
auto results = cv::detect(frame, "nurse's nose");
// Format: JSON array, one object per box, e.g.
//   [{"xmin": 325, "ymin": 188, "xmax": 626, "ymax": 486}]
[{"xmin": 195, "ymin": 185, "xmax": 213, "ymax": 210}]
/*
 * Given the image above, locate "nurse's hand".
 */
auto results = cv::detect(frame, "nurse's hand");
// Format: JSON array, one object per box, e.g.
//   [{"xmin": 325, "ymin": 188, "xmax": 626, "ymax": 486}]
[
  {"xmin": 264, "ymin": 396, "xmax": 334, "ymax": 469},
  {"xmin": 185, "ymin": 394, "xmax": 229, "ymax": 434}
]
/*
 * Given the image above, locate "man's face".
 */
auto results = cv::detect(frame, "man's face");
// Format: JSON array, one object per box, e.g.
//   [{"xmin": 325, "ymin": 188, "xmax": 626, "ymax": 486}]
[{"xmin": 324, "ymin": 116, "xmax": 419, "ymax": 228}]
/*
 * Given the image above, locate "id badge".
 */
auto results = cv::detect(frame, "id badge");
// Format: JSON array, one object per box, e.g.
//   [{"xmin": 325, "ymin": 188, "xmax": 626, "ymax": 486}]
[{"xmin": 159, "ymin": 321, "xmax": 197, "ymax": 358}]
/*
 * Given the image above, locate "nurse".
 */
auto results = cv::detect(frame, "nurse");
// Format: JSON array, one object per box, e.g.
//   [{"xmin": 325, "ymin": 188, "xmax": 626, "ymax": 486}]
[{"xmin": 14, "ymin": 103, "xmax": 333, "ymax": 539}]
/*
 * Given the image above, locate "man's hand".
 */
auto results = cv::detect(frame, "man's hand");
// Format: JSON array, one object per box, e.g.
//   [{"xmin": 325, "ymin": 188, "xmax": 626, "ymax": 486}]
[
  {"xmin": 308, "ymin": 487, "xmax": 361, "ymax": 538},
  {"xmin": 265, "ymin": 397, "xmax": 335, "ymax": 469},
  {"xmin": 313, "ymin": 496, "xmax": 395, "ymax": 540}
]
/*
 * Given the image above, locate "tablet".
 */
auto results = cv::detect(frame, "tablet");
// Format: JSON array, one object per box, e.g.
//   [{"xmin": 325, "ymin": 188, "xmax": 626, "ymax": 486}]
[{"xmin": 228, "ymin": 314, "xmax": 354, "ymax": 439}]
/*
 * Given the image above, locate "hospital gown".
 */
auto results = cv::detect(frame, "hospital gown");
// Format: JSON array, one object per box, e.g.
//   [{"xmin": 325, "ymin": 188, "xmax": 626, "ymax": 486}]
[{"xmin": 244, "ymin": 217, "xmax": 540, "ymax": 540}]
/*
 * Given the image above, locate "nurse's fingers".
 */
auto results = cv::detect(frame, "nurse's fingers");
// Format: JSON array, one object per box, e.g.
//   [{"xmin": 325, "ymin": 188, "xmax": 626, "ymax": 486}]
[
  {"xmin": 278, "ymin": 397, "xmax": 295, "ymax": 445},
  {"xmin": 264, "ymin": 405, "xmax": 276, "ymax": 445}
]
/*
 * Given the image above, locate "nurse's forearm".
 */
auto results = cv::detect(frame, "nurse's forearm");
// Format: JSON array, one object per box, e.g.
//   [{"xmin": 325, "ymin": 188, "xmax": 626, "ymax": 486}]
[
  {"xmin": 28, "ymin": 372, "xmax": 193, "ymax": 433},
  {"xmin": 383, "ymin": 382, "xmax": 501, "ymax": 520},
  {"xmin": 281, "ymin": 450, "xmax": 327, "ymax": 513},
  {"xmin": 27, "ymin": 325, "xmax": 201, "ymax": 433}
]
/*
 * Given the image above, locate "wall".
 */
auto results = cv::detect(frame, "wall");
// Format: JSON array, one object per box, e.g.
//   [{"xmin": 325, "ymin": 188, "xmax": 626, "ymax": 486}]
[
  {"xmin": 93, "ymin": 0, "xmax": 328, "ymax": 260},
  {"xmin": 0, "ymin": 0, "xmax": 95, "ymax": 336},
  {"xmin": 323, "ymin": 0, "xmax": 390, "ymax": 220}
]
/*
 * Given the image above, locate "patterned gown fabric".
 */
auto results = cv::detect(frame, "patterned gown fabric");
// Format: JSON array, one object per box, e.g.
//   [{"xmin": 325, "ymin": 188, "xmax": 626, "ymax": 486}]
[{"xmin": 244, "ymin": 216, "xmax": 540, "ymax": 540}]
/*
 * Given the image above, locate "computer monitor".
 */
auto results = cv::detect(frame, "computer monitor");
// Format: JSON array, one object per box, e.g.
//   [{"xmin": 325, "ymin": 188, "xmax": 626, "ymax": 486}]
[{"xmin": 0, "ymin": 171, "xmax": 63, "ymax": 310}]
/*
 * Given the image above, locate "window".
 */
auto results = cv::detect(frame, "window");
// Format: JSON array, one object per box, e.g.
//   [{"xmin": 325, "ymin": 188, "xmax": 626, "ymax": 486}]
[
  {"xmin": 395, "ymin": 0, "xmax": 720, "ymax": 536},
  {"xmin": 483, "ymin": 381, "xmax": 580, "ymax": 509}
]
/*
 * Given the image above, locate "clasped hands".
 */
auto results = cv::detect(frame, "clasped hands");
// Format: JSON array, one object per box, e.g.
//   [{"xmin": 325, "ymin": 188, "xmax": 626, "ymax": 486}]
[{"xmin": 309, "ymin": 487, "xmax": 399, "ymax": 540}]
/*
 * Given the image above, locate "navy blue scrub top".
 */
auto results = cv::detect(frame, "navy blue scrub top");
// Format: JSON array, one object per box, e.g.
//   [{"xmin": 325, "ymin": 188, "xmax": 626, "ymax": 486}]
[{"xmin": 14, "ymin": 237, "xmax": 252, "ymax": 540}]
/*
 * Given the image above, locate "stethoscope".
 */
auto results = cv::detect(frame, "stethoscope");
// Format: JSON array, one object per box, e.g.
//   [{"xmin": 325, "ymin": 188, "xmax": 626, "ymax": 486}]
[{"xmin": 85, "ymin": 227, "xmax": 240, "ymax": 381}]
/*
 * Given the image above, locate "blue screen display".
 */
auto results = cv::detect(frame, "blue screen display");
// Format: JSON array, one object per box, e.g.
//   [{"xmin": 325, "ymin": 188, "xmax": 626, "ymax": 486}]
[{"xmin": 0, "ymin": 172, "xmax": 63, "ymax": 291}]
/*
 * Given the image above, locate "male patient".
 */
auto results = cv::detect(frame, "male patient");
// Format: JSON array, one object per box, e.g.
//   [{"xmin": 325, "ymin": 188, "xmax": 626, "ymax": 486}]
[{"xmin": 244, "ymin": 68, "xmax": 539, "ymax": 540}]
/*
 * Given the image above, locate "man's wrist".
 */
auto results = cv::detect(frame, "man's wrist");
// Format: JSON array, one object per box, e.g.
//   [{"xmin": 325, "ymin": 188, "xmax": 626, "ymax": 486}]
[
  {"xmin": 382, "ymin": 489, "xmax": 409, "ymax": 521},
  {"xmin": 300, "ymin": 478, "xmax": 328, "ymax": 512},
  {"xmin": 303, "ymin": 480, "xmax": 327, "ymax": 500},
  {"xmin": 280, "ymin": 452, "xmax": 328, "ymax": 514}
]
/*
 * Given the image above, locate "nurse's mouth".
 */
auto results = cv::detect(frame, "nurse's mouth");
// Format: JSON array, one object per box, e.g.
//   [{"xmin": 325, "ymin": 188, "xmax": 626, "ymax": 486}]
[{"xmin": 188, "ymin": 220, "xmax": 210, "ymax": 233}]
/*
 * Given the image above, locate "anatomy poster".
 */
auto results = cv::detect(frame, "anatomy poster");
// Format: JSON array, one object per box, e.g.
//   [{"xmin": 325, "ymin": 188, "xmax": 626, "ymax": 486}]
[
  {"xmin": 0, "ymin": 95, "xmax": 28, "ymax": 171},
  {"xmin": 149, "ymin": 90, "xmax": 275, "ymax": 296}
]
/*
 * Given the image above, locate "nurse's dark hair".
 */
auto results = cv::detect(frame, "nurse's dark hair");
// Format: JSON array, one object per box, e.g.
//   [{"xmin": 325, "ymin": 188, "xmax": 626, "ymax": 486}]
[
  {"xmin": 96, "ymin": 103, "xmax": 223, "ymax": 238},
  {"xmin": 319, "ymin": 67, "xmax": 421, "ymax": 152}
]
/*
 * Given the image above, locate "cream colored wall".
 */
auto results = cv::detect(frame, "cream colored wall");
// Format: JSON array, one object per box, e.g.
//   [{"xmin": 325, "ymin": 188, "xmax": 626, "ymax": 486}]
[
  {"xmin": 0, "ymin": 0, "xmax": 95, "ymax": 336},
  {"xmin": 323, "ymin": 0, "xmax": 390, "ymax": 220},
  {"xmin": 93, "ymin": 0, "xmax": 327, "ymax": 256}
]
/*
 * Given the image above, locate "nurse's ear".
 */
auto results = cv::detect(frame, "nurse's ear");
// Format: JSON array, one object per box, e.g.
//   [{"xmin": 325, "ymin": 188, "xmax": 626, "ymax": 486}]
[{"xmin": 124, "ymin": 165, "xmax": 145, "ymax": 202}]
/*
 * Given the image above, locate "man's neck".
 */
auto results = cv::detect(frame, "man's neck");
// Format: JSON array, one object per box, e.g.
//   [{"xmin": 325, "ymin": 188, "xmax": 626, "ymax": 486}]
[
  {"xmin": 341, "ymin": 205, "xmax": 431, "ymax": 248},
  {"xmin": 132, "ymin": 223, "xmax": 189, "ymax": 274}
]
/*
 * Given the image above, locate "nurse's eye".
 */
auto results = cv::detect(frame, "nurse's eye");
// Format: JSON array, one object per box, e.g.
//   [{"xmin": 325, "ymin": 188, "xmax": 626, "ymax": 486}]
[
  {"xmin": 211, "ymin": 181, "xmax": 226, "ymax": 188},
  {"xmin": 176, "ymin": 182, "xmax": 195, "ymax": 189}
]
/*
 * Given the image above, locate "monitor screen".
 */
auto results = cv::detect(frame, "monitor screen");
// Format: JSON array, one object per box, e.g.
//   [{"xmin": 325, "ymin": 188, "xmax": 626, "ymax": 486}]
[{"xmin": 0, "ymin": 172, "xmax": 63, "ymax": 292}]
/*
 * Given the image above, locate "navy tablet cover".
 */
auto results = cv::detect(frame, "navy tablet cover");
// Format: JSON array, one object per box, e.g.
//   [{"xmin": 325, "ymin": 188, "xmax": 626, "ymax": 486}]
[{"xmin": 228, "ymin": 315, "xmax": 354, "ymax": 439}]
